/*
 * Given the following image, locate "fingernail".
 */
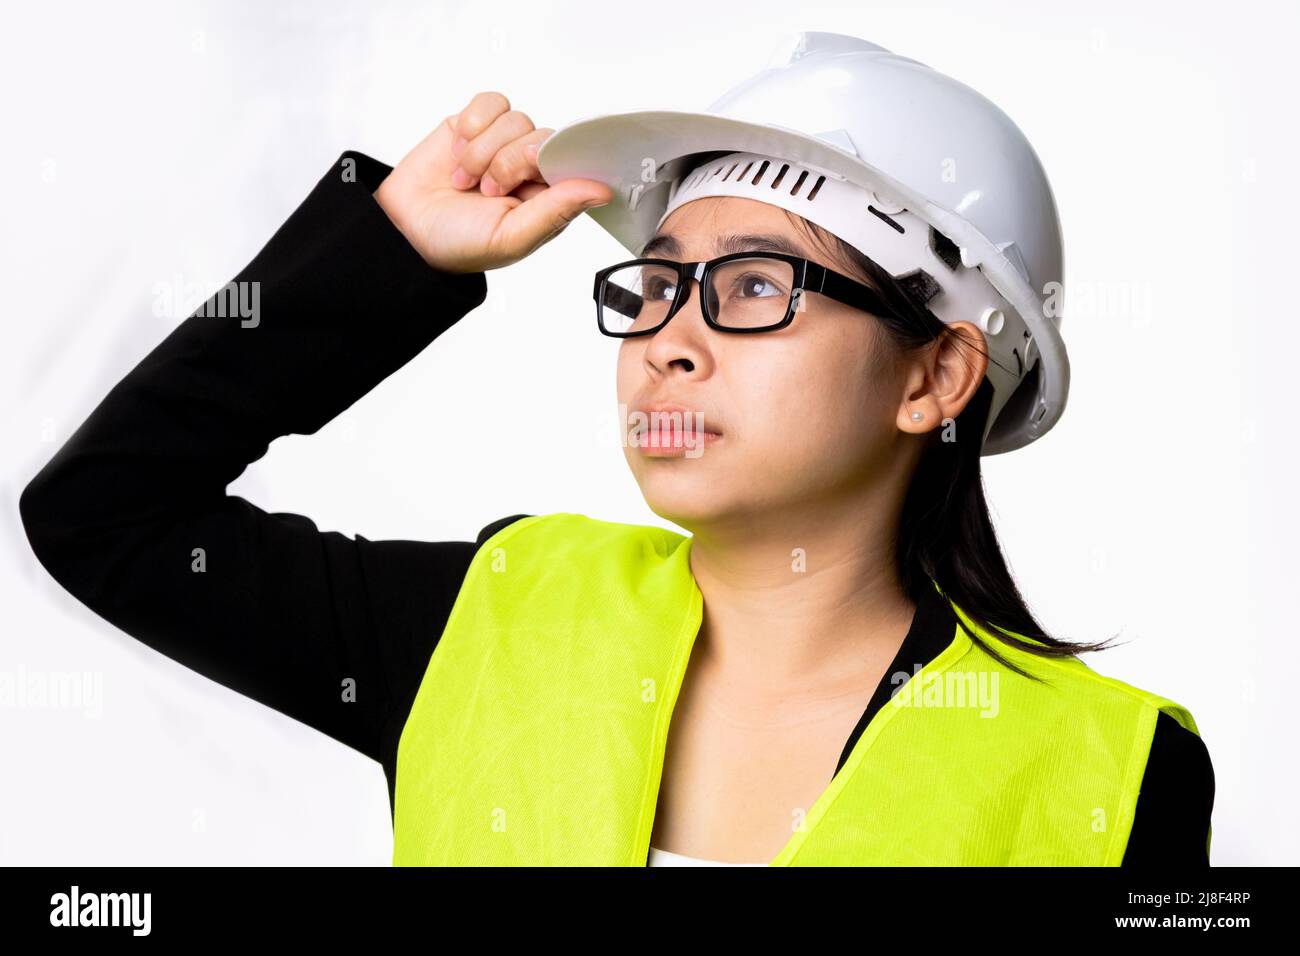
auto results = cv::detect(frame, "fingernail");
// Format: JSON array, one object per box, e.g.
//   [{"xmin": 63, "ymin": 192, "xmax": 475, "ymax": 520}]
[
  {"xmin": 583, "ymin": 197, "xmax": 609, "ymax": 208},
  {"xmin": 525, "ymin": 144, "xmax": 539, "ymax": 157},
  {"xmin": 480, "ymin": 173, "xmax": 499, "ymax": 196},
  {"xmin": 451, "ymin": 166, "xmax": 474, "ymax": 188},
  {"xmin": 452, "ymin": 136, "xmax": 468, "ymax": 157}
]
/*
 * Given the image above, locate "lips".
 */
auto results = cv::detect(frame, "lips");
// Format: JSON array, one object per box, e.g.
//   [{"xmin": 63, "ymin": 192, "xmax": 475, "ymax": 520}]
[
  {"xmin": 627, "ymin": 402, "xmax": 721, "ymax": 453},
  {"xmin": 633, "ymin": 404, "xmax": 722, "ymax": 435}
]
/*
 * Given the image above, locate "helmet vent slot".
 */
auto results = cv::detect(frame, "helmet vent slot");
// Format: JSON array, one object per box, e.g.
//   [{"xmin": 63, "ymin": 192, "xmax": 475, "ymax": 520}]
[
  {"xmin": 894, "ymin": 268, "xmax": 942, "ymax": 307},
  {"xmin": 868, "ymin": 206, "xmax": 904, "ymax": 234},
  {"xmin": 930, "ymin": 227, "xmax": 962, "ymax": 270}
]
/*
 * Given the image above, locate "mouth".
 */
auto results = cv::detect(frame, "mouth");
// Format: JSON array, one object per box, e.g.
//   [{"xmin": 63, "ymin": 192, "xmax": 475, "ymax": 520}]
[
  {"xmin": 631, "ymin": 429, "xmax": 723, "ymax": 456},
  {"xmin": 628, "ymin": 404, "xmax": 722, "ymax": 455}
]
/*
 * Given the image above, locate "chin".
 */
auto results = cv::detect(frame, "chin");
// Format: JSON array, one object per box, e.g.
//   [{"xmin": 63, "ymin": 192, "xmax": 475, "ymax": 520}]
[
  {"xmin": 637, "ymin": 483, "xmax": 716, "ymax": 528},
  {"xmin": 627, "ymin": 445, "xmax": 757, "ymax": 525},
  {"xmin": 638, "ymin": 477, "xmax": 748, "ymax": 532}
]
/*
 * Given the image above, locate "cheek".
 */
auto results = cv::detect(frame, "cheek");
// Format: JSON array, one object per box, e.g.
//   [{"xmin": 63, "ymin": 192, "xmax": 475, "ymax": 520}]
[
  {"xmin": 780, "ymin": 326, "xmax": 885, "ymax": 423},
  {"xmin": 747, "ymin": 330, "xmax": 895, "ymax": 476},
  {"xmin": 615, "ymin": 344, "xmax": 647, "ymax": 457},
  {"xmin": 615, "ymin": 344, "xmax": 638, "ymax": 406}
]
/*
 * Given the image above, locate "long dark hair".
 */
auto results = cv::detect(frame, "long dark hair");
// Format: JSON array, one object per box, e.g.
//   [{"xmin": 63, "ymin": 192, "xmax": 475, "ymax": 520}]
[{"xmin": 783, "ymin": 209, "xmax": 1118, "ymax": 678}]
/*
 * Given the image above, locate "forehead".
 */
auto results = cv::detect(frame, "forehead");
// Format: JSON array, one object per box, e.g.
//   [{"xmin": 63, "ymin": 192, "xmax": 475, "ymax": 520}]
[{"xmin": 640, "ymin": 197, "xmax": 819, "ymax": 260}]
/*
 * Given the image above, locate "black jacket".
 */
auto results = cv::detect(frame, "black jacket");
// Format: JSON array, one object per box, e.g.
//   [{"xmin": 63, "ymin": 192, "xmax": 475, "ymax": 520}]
[{"xmin": 18, "ymin": 150, "xmax": 1214, "ymax": 866}]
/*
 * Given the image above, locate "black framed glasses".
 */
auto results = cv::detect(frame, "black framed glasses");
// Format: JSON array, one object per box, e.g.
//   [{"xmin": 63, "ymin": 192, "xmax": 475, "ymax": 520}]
[{"xmin": 592, "ymin": 251, "xmax": 895, "ymax": 338}]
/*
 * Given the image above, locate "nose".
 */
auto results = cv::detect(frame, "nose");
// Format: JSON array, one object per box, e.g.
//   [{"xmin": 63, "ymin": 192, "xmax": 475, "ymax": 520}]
[{"xmin": 641, "ymin": 265, "xmax": 712, "ymax": 375}]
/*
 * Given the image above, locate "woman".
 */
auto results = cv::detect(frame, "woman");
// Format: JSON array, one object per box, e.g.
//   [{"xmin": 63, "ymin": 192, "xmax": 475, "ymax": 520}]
[{"xmin": 20, "ymin": 33, "xmax": 1212, "ymax": 867}]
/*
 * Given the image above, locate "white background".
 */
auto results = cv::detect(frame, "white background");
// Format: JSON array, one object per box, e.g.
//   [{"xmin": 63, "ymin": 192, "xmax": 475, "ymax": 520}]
[{"xmin": 1, "ymin": 0, "xmax": 1294, "ymax": 865}]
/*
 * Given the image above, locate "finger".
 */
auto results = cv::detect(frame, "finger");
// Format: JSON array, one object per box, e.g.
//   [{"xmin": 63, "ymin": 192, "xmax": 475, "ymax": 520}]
[
  {"xmin": 496, "ymin": 179, "xmax": 614, "ymax": 256},
  {"xmin": 401, "ymin": 113, "xmax": 464, "ymax": 183},
  {"xmin": 454, "ymin": 110, "xmax": 535, "ymax": 193},
  {"xmin": 484, "ymin": 127, "xmax": 554, "ymax": 197},
  {"xmin": 449, "ymin": 91, "xmax": 511, "ymax": 151},
  {"xmin": 447, "ymin": 92, "xmax": 515, "ymax": 188}
]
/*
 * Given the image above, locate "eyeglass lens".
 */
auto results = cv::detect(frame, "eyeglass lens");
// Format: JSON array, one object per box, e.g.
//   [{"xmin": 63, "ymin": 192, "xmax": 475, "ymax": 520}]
[{"xmin": 599, "ymin": 258, "xmax": 797, "ymax": 334}]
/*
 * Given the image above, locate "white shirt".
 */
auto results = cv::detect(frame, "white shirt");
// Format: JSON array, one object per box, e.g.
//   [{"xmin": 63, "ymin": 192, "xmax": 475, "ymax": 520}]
[{"xmin": 647, "ymin": 845, "xmax": 768, "ymax": 866}]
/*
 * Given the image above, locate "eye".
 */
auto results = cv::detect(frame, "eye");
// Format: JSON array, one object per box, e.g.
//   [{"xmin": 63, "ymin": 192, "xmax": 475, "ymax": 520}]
[
  {"xmin": 644, "ymin": 275, "xmax": 678, "ymax": 301},
  {"xmin": 732, "ymin": 272, "xmax": 785, "ymax": 299}
]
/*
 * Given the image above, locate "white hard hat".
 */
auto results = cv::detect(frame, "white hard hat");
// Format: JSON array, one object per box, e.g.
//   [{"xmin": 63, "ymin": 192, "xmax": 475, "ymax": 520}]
[{"xmin": 536, "ymin": 31, "xmax": 1069, "ymax": 455}]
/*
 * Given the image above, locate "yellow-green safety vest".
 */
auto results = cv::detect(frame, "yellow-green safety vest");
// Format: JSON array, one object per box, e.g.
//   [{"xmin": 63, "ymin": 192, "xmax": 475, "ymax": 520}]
[{"xmin": 393, "ymin": 512, "xmax": 1205, "ymax": 866}]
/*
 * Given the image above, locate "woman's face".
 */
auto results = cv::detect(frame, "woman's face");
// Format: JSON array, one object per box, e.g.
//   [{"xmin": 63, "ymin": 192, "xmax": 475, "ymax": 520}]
[{"xmin": 616, "ymin": 195, "xmax": 920, "ymax": 531}]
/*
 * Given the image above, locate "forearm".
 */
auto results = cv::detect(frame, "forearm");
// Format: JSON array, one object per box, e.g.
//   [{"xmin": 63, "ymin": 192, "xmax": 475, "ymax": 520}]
[{"xmin": 19, "ymin": 149, "xmax": 488, "ymax": 758}]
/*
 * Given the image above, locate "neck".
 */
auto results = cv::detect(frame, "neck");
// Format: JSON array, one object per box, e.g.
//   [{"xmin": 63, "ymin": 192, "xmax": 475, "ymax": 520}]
[{"xmin": 684, "ymin": 500, "xmax": 916, "ymax": 702}]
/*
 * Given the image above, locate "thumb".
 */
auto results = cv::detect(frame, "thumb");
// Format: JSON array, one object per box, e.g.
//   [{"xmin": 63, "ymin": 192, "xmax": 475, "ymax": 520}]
[{"xmin": 498, "ymin": 179, "xmax": 613, "ymax": 255}]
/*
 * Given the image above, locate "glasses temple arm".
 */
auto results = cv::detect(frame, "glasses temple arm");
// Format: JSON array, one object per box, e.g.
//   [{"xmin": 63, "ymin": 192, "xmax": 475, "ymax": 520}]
[
  {"xmin": 813, "ymin": 265, "xmax": 895, "ymax": 317},
  {"xmin": 595, "ymin": 280, "xmax": 646, "ymax": 320}
]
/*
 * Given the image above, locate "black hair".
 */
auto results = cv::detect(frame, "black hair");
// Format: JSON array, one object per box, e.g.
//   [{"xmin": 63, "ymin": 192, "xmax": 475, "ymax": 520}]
[{"xmin": 782, "ymin": 208, "xmax": 1118, "ymax": 678}]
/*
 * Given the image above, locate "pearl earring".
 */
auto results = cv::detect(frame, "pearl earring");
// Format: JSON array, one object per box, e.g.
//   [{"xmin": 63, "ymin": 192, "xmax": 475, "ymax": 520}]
[{"xmin": 911, "ymin": 411, "xmax": 924, "ymax": 422}]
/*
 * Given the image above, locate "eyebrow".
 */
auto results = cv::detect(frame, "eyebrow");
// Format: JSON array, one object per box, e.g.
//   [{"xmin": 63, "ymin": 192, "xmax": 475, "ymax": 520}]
[{"xmin": 639, "ymin": 231, "xmax": 815, "ymax": 260}]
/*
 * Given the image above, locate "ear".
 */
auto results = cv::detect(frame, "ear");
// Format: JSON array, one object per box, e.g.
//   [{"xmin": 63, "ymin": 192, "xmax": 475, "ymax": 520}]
[{"xmin": 895, "ymin": 322, "xmax": 989, "ymax": 437}]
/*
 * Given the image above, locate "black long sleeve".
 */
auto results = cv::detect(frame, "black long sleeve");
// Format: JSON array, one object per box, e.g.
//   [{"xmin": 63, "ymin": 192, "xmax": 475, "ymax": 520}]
[
  {"xmin": 17, "ymin": 148, "xmax": 1212, "ymax": 863},
  {"xmin": 1124, "ymin": 711, "xmax": 1215, "ymax": 866},
  {"xmin": 17, "ymin": 149, "xmax": 516, "ymax": 816}
]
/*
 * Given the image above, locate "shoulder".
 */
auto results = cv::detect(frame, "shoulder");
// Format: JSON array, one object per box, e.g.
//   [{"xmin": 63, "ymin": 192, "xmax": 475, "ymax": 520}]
[
  {"xmin": 475, "ymin": 513, "xmax": 534, "ymax": 547},
  {"xmin": 1142, "ymin": 710, "xmax": 1214, "ymax": 809},
  {"xmin": 960, "ymin": 622, "xmax": 1205, "ymax": 739},
  {"xmin": 1150, "ymin": 710, "xmax": 1214, "ymax": 782}
]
